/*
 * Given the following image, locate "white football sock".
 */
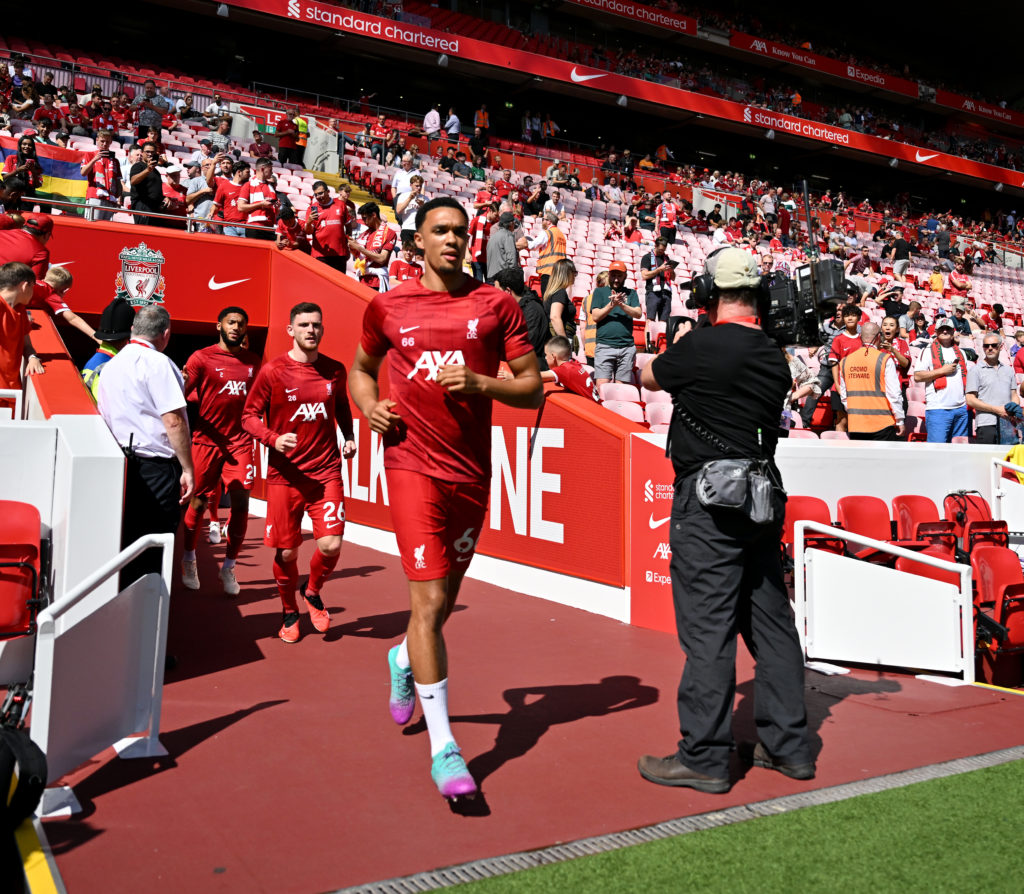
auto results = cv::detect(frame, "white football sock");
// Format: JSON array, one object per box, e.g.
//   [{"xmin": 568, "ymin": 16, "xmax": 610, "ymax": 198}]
[
  {"xmin": 221, "ymin": 557, "xmax": 236, "ymax": 570},
  {"xmin": 415, "ymin": 679, "xmax": 454, "ymax": 756}
]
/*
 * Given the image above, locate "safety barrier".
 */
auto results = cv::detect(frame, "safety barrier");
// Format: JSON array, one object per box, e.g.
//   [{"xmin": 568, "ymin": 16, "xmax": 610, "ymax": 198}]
[
  {"xmin": 32, "ymin": 533, "xmax": 174, "ymax": 817},
  {"xmin": 793, "ymin": 521, "xmax": 974, "ymax": 683}
]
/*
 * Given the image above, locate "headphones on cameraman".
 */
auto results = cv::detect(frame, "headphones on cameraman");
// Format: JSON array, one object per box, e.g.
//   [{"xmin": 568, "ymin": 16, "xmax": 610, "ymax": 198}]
[{"xmin": 684, "ymin": 246, "xmax": 774, "ymax": 312}]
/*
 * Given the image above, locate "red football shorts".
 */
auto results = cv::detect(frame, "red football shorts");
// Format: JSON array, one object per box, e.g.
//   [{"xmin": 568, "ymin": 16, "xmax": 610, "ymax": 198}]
[
  {"xmin": 386, "ymin": 469, "xmax": 488, "ymax": 581},
  {"xmin": 264, "ymin": 479, "xmax": 345, "ymax": 549},
  {"xmin": 192, "ymin": 440, "xmax": 256, "ymax": 495}
]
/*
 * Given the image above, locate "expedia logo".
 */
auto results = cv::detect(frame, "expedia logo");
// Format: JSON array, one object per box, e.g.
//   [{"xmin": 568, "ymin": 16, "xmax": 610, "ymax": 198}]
[
  {"xmin": 287, "ymin": 0, "xmax": 301, "ymax": 17},
  {"xmin": 645, "ymin": 570, "xmax": 671, "ymax": 585},
  {"xmin": 846, "ymin": 66, "xmax": 885, "ymax": 86}
]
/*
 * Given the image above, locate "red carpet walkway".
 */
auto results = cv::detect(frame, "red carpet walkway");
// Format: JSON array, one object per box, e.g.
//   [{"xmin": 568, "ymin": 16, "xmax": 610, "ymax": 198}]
[{"xmin": 40, "ymin": 525, "xmax": 1024, "ymax": 893}]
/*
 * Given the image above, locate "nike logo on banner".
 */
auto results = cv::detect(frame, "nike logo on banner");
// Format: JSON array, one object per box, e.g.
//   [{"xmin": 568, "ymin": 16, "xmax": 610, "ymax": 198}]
[
  {"xmin": 50, "ymin": 261, "xmax": 75, "ymax": 267},
  {"xmin": 649, "ymin": 514, "xmax": 671, "ymax": 529},
  {"xmin": 399, "ymin": 326, "xmax": 420, "ymax": 334},
  {"xmin": 570, "ymin": 67, "xmax": 606, "ymax": 83},
  {"xmin": 208, "ymin": 276, "xmax": 251, "ymax": 290},
  {"xmin": 914, "ymin": 151, "xmax": 939, "ymax": 162},
  {"xmin": 285, "ymin": 388, "xmax": 298, "ymax": 393}
]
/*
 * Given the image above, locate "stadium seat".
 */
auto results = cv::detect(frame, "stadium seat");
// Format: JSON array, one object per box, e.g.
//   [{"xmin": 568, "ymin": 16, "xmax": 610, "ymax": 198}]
[
  {"xmin": 788, "ymin": 429, "xmax": 819, "ymax": 439},
  {"xmin": 894, "ymin": 545, "xmax": 959, "ymax": 585},
  {"xmin": 645, "ymin": 403, "xmax": 673, "ymax": 427},
  {"xmin": 602, "ymin": 400, "xmax": 646, "ymax": 425},
  {"xmin": 891, "ymin": 494, "xmax": 957, "ymax": 551},
  {"xmin": 942, "ymin": 492, "xmax": 1009, "ymax": 551},
  {"xmin": 838, "ymin": 495, "xmax": 927, "ymax": 563},
  {"xmin": 599, "ymin": 383, "xmax": 641, "ymax": 403},
  {"xmin": 781, "ymin": 495, "xmax": 843, "ymax": 561},
  {"xmin": 0, "ymin": 501, "xmax": 43, "ymax": 638},
  {"xmin": 970, "ymin": 545, "xmax": 1024, "ymax": 686}
]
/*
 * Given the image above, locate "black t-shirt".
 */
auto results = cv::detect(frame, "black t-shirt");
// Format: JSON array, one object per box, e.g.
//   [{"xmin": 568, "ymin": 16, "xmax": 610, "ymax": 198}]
[
  {"xmin": 640, "ymin": 251, "xmax": 670, "ymax": 293},
  {"xmin": 652, "ymin": 323, "xmax": 790, "ymax": 481},
  {"xmin": 526, "ymin": 189, "xmax": 548, "ymax": 216},
  {"xmin": 130, "ymin": 161, "xmax": 164, "ymax": 209},
  {"xmin": 881, "ymin": 297, "xmax": 909, "ymax": 319},
  {"xmin": 439, "ymin": 155, "xmax": 456, "ymax": 172},
  {"xmin": 519, "ymin": 294, "xmax": 550, "ymax": 371},
  {"xmin": 544, "ymin": 288, "xmax": 576, "ymax": 341},
  {"xmin": 707, "ymin": 210, "xmax": 723, "ymax": 225},
  {"xmin": 893, "ymin": 238, "xmax": 910, "ymax": 261}
]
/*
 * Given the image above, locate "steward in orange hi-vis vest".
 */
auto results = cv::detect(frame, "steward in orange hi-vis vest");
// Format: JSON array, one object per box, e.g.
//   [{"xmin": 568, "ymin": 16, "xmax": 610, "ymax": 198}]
[{"xmin": 840, "ymin": 345, "xmax": 896, "ymax": 433}]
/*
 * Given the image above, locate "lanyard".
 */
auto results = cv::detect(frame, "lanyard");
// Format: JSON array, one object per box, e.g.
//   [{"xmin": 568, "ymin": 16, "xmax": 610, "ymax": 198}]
[{"xmin": 130, "ymin": 338, "xmax": 154, "ymax": 349}]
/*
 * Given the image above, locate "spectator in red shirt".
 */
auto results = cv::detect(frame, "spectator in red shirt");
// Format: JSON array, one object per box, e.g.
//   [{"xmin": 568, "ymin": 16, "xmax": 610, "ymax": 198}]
[
  {"xmin": 369, "ymin": 112, "xmax": 389, "ymax": 164},
  {"xmin": 303, "ymin": 180, "xmax": 350, "ymax": 272},
  {"xmin": 2, "ymin": 137, "xmax": 43, "ymax": 198},
  {"xmin": 388, "ymin": 238, "xmax": 422, "ymax": 283},
  {"xmin": 541, "ymin": 336, "xmax": 599, "ymax": 401},
  {"xmin": 274, "ymin": 206, "xmax": 308, "ymax": 253},
  {"xmin": 248, "ymin": 129, "xmax": 275, "ymax": 160},
  {"xmin": 212, "ymin": 161, "xmax": 251, "ymax": 238},
  {"xmin": 350, "ymin": 203, "xmax": 397, "ymax": 291},
  {"xmin": 239, "ymin": 158, "xmax": 277, "ymax": 240},
  {"xmin": 275, "ymin": 113, "xmax": 300, "ymax": 166},
  {"xmin": 827, "ymin": 303, "xmax": 864, "ymax": 432},
  {"xmin": 0, "ymin": 262, "xmax": 44, "ymax": 396}
]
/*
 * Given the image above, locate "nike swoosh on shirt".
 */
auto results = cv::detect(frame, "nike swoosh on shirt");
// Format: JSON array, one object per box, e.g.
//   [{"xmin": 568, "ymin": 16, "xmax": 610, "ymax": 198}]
[
  {"xmin": 914, "ymin": 151, "xmax": 939, "ymax": 162},
  {"xmin": 285, "ymin": 388, "xmax": 298, "ymax": 393},
  {"xmin": 326, "ymin": 522, "xmax": 342, "ymax": 529},
  {"xmin": 649, "ymin": 514, "xmax": 671, "ymax": 529},
  {"xmin": 49, "ymin": 261, "xmax": 75, "ymax": 267},
  {"xmin": 208, "ymin": 276, "xmax": 251, "ymax": 290},
  {"xmin": 399, "ymin": 326, "xmax": 420, "ymax": 334},
  {"xmin": 570, "ymin": 67, "xmax": 606, "ymax": 83}
]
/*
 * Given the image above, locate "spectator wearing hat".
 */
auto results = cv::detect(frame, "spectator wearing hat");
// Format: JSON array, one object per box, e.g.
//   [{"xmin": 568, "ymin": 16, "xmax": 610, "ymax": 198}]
[
  {"xmin": 591, "ymin": 261, "xmax": 642, "ymax": 385},
  {"xmin": 913, "ymin": 317, "xmax": 969, "ymax": 443},
  {"xmin": 189, "ymin": 139, "xmax": 217, "ymax": 168},
  {"xmin": 0, "ymin": 261, "xmax": 44, "ymax": 398},
  {"xmin": 967, "ymin": 333, "xmax": 1018, "ymax": 445},
  {"xmin": 248, "ymin": 129, "xmax": 275, "ymax": 160},
  {"xmin": 0, "ymin": 213, "xmax": 52, "ymax": 280},
  {"xmin": 485, "ymin": 211, "xmax": 525, "ymax": 282},
  {"xmin": 82, "ymin": 298, "xmax": 134, "ymax": 400},
  {"xmin": 183, "ymin": 159, "xmax": 215, "ymax": 232}
]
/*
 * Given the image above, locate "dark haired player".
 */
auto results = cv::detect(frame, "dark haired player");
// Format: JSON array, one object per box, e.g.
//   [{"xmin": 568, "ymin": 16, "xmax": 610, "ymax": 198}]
[
  {"xmin": 242, "ymin": 302, "xmax": 356, "ymax": 643},
  {"xmin": 181, "ymin": 307, "xmax": 261, "ymax": 595},
  {"xmin": 350, "ymin": 196, "xmax": 543, "ymax": 800}
]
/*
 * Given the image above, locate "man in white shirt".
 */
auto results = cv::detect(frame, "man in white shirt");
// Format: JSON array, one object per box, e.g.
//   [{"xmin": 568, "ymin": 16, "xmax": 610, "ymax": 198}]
[
  {"xmin": 204, "ymin": 93, "xmax": 229, "ymax": 125},
  {"xmin": 423, "ymin": 104, "xmax": 441, "ymax": 149},
  {"xmin": 390, "ymin": 152, "xmax": 418, "ymax": 206},
  {"xmin": 542, "ymin": 188, "xmax": 566, "ymax": 220},
  {"xmin": 97, "ymin": 305, "xmax": 194, "ymax": 588},
  {"xmin": 444, "ymin": 108, "xmax": 460, "ymax": 143},
  {"xmin": 913, "ymin": 317, "xmax": 969, "ymax": 442}
]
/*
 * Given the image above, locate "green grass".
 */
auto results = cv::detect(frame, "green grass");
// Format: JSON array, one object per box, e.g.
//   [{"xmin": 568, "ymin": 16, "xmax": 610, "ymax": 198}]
[{"xmin": 457, "ymin": 760, "xmax": 1024, "ymax": 894}]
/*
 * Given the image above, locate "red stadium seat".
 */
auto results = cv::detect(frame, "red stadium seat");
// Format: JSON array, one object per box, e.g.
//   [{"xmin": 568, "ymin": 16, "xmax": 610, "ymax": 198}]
[
  {"xmin": 970, "ymin": 546, "xmax": 1024, "ymax": 686},
  {"xmin": 0, "ymin": 501, "xmax": 43, "ymax": 639},
  {"xmin": 782, "ymin": 496, "xmax": 843, "ymax": 560},
  {"xmin": 891, "ymin": 494, "xmax": 957, "ymax": 551},
  {"xmin": 838, "ymin": 495, "xmax": 927, "ymax": 563},
  {"xmin": 894, "ymin": 545, "xmax": 959, "ymax": 586},
  {"xmin": 942, "ymin": 492, "xmax": 1009, "ymax": 551}
]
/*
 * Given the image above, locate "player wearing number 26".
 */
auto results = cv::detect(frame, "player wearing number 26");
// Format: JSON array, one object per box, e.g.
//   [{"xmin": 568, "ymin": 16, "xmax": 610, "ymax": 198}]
[{"xmin": 242, "ymin": 302, "xmax": 357, "ymax": 643}]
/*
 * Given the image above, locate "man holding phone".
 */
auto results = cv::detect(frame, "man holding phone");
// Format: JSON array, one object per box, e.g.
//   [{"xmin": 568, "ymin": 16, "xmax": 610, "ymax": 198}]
[
  {"xmin": 81, "ymin": 130, "xmax": 123, "ymax": 221},
  {"xmin": 913, "ymin": 318, "xmax": 969, "ymax": 442},
  {"xmin": 591, "ymin": 260, "xmax": 642, "ymax": 385}
]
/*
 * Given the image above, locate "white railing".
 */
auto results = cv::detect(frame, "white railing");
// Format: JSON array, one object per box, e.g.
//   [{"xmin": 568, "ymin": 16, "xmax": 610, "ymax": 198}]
[
  {"xmin": 793, "ymin": 520, "xmax": 974, "ymax": 683},
  {"xmin": 989, "ymin": 458, "xmax": 1024, "ymax": 522},
  {"xmin": 0, "ymin": 387, "xmax": 24, "ymax": 421},
  {"xmin": 32, "ymin": 533, "xmax": 173, "ymax": 817}
]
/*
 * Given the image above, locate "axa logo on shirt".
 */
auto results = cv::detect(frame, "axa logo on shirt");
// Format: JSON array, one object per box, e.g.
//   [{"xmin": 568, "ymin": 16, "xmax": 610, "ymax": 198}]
[
  {"xmin": 407, "ymin": 350, "xmax": 466, "ymax": 381},
  {"xmin": 217, "ymin": 380, "xmax": 248, "ymax": 396},
  {"xmin": 289, "ymin": 402, "xmax": 328, "ymax": 422}
]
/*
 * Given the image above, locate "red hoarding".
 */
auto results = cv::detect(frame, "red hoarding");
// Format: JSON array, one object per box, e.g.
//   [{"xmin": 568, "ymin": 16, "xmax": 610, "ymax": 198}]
[
  {"xmin": 628, "ymin": 434, "xmax": 676, "ymax": 634},
  {"xmin": 562, "ymin": 0, "xmax": 695, "ymax": 35}
]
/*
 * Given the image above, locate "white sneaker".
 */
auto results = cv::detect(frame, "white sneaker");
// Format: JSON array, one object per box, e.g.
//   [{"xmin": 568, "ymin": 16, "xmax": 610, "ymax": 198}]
[
  {"xmin": 220, "ymin": 522, "xmax": 229, "ymax": 539},
  {"xmin": 207, "ymin": 521, "xmax": 222, "ymax": 544},
  {"xmin": 219, "ymin": 565, "xmax": 240, "ymax": 596},
  {"xmin": 181, "ymin": 559, "xmax": 200, "ymax": 591}
]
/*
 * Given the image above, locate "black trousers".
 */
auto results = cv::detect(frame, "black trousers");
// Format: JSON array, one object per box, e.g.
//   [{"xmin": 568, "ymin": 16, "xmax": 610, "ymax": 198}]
[
  {"xmin": 317, "ymin": 255, "xmax": 348, "ymax": 273},
  {"xmin": 669, "ymin": 473, "xmax": 811, "ymax": 777},
  {"xmin": 659, "ymin": 226, "xmax": 676, "ymax": 245},
  {"xmin": 645, "ymin": 291, "xmax": 671, "ymax": 322},
  {"xmin": 120, "ymin": 455, "xmax": 182, "ymax": 590},
  {"xmin": 849, "ymin": 426, "xmax": 898, "ymax": 441}
]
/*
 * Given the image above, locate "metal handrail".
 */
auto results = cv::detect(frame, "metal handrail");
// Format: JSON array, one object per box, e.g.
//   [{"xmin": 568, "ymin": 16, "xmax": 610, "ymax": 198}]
[
  {"xmin": 0, "ymin": 388, "xmax": 24, "ymax": 421},
  {"xmin": 792, "ymin": 519, "xmax": 974, "ymax": 680},
  {"xmin": 30, "ymin": 196, "xmax": 277, "ymax": 234},
  {"xmin": 990, "ymin": 458, "xmax": 1024, "ymax": 521},
  {"xmin": 35, "ymin": 532, "xmax": 174, "ymax": 633}
]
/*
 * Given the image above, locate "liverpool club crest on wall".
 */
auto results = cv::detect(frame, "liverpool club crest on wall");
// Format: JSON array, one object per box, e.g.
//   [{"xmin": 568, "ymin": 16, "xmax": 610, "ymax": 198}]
[{"xmin": 115, "ymin": 243, "xmax": 167, "ymax": 307}]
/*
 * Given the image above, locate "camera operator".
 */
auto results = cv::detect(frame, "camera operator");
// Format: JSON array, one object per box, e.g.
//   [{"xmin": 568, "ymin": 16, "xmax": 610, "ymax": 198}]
[{"xmin": 636, "ymin": 247, "xmax": 814, "ymax": 794}]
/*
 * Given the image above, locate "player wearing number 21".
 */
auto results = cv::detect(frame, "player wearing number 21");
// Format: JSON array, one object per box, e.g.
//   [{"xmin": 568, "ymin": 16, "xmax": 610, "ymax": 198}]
[
  {"xmin": 349, "ymin": 196, "xmax": 543, "ymax": 800},
  {"xmin": 242, "ymin": 302, "xmax": 357, "ymax": 644}
]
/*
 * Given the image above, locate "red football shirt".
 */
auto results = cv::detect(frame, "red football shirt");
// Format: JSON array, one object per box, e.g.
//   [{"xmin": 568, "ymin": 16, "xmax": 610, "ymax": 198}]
[
  {"xmin": 213, "ymin": 180, "xmax": 247, "ymax": 224},
  {"xmin": 550, "ymin": 359, "xmax": 599, "ymax": 401},
  {"xmin": 242, "ymin": 179, "xmax": 277, "ymax": 226},
  {"xmin": 388, "ymin": 258, "xmax": 422, "ymax": 283},
  {"xmin": 360, "ymin": 277, "xmax": 533, "ymax": 483},
  {"xmin": 29, "ymin": 281, "xmax": 70, "ymax": 317},
  {"xmin": 303, "ymin": 199, "xmax": 349, "ymax": 258},
  {"xmin": 184, "ymin": 345, "xmax": 262, "ymax": 451},
  {"xmin": 829, "ymin": 332, "xmax": 863, "ymax": 365},
  {"xmin": 275, "ymin": 218, "xmax": 305, "ymax": 249},
  {"xmin": 242, "ymin": 353, "xmax": 355, "ymax": 488},
  {"xmin": 359, "ymin": 222, "xmax": 397, "ymax": 289}
]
